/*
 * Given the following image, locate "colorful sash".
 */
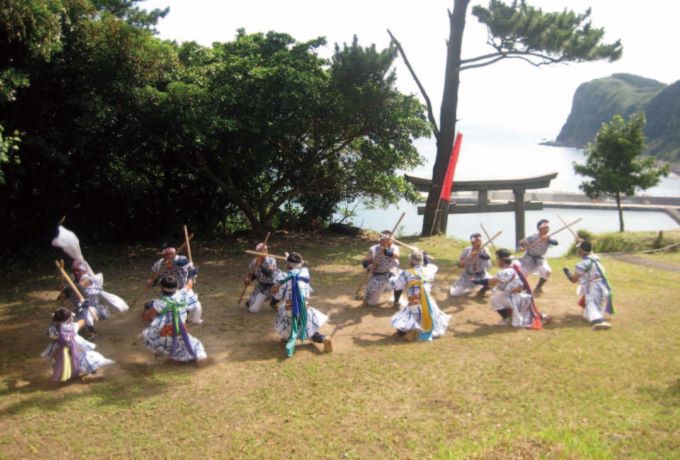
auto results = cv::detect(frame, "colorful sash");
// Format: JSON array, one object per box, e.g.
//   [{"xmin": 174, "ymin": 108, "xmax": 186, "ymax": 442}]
[
  {"xmin": 406, "ymin": 269, "xmax": 434, "ymax": 341},
  {"xmin": 511, "ymin": 263, "xmax": 542, "ymax": 330},
  {"xmin": 278, "ymin": 272, "xmax": 310, "ymax": 357},
  {"xmin": 158, "ymin": 296, "xmax": 197, "ymax": 360},
  {"xmin": 52, "ymin": 324, "xmax": 80, "ymax": 382},
  {"xmin": 586, "ymin": 257, "xmax": 615, "ymax": 314}
]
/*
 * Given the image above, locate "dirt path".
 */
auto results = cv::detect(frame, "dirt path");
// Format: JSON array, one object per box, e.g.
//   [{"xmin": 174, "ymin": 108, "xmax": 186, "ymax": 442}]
[{"xmin": 604, "ymin": 253, "xmax": 680, "ymax": 274}]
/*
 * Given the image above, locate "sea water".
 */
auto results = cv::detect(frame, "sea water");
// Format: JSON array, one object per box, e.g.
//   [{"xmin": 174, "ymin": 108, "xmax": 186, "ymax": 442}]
[{"xmin": 347, "ymin": 123, "xmax": 680, "ymax": 256}]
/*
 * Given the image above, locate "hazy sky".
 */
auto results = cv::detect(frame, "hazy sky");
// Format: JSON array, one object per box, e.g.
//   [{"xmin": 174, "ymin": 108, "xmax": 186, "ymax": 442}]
[{"xmin": 141, "ymin": 0, "xmax": 680, "ymax": 138}]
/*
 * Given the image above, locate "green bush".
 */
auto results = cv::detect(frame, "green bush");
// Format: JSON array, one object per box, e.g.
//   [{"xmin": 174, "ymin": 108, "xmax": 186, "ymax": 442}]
[{"xmin": 569, "ymin": 229, "xmax": 680, "ymax": 254}]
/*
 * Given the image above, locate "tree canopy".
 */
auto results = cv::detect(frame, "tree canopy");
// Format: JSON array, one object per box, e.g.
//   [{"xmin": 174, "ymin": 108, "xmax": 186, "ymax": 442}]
[
  {"xmin": 574, "ymin": 112, "xmax": 670, "ymax": 231},
  {"xmin": 0, "ymin": 0, "xmax": 428, "ymax": 249}
]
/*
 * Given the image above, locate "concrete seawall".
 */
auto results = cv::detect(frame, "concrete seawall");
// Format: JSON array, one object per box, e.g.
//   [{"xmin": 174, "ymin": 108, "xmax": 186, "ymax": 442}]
[{"xmin": 489, "ymin": 191, "xmax": 680, "ymax": 225}]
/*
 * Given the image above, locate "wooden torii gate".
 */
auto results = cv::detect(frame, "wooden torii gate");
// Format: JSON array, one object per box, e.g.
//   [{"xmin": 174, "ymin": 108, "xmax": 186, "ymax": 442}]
[{"xmin": 405, "ymin": 172, "xmax": 558, "ymax": 243}]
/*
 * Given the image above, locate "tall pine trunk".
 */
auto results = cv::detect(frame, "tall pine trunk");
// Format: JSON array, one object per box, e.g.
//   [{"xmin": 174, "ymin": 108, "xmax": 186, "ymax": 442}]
[{"xmin": 422, "ymin": 0, "xmax": 470, "ymax": 236}]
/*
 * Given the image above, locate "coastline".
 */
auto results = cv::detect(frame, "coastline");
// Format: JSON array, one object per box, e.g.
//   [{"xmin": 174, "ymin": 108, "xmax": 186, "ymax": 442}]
[{"xmin": 539, "ymin": 140, "xmax": 680, "ymax": 175}]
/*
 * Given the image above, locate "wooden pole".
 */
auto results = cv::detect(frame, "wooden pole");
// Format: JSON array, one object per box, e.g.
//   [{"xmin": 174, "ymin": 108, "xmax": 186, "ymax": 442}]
[
  {"xmin": 518, "ymin": 218, "xmax": 582, "ymax": 256},
  {"xmin": 244, "ymin": 250, "xmax": 287, "ymax": 261},
  {"xmin": 481, "ymin": 230, "xmax": 502, "ymax": 250},
  {"xmin": 480, "ymin": 224, "xmax": 499, "ymax": 253},
  {"xmin": 177, "ymin": 234, "xmax": 194, "ymax": 254},
  {"xmin": 557, "ymin": 214, "xmax": 582, "ymax": 243},
  {"xmin": 378, "ymin": 233, "xmax": 419, "ymax": 252},
  {"xmin": 548, "ymin": 218, "xmax": 582, "ymax": 238},
  {"xmin": 183, "ymin": 225, "xmax": 193, "ymax": 264},
  {"xmin": 513, "ymin": 189, "xmax": 526, "ymax": 244},
  {"xmin": 54, "ymin": 260, "xmax": 84, "ymax": 304},
  {"xmin": 355, "ymin": 212, "xmax": 406, "ymax": 299},
  {"xmin": 133, "ymin": 234, "xmax": 194, "ymax": 308},
  {"xmin": 238, "ymin": 232, "xmax": 272, "ymax": 307}
]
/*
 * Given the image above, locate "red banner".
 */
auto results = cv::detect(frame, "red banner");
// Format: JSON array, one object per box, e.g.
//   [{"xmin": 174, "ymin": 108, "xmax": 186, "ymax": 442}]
[{"xmin": 439, "ymin": 132, "xmax": 463, "ymax": 202}]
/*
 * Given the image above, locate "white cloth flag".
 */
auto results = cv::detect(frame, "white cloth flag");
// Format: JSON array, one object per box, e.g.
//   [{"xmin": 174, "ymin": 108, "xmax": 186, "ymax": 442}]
[{"xmin": 52, "ymin": 225, "xmax": 129, "ymax": 312}]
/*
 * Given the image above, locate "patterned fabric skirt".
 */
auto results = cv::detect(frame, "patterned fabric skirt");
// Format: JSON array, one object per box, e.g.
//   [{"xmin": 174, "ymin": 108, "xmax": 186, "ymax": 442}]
[
  {"xmin": 365, "ymin": 272, "xmax": 392, "ymax": 305},
  {"xmin": 577, "ymin": 282, "xmax": 609, "ymax": 322},
  {"xmin": 248, "ymin": 282, "xmax": 274, "ymax": 304},
  {"xmin": 142, "ymin": 326, "xmax": 207, "ymax": 361},
  {"xmin": 519, "ymin": 254, "xmax": 550, "ymax": 277},
  {"xmin": 275, "ymin": 305, "xmax": 328, "ymax": 339},
  {"xmin": 491, "ymin": 292, "xmax": 535, "ymax": 328},
  {"xmin": 450, "ymin": 271, "xmax": 488, "ymax": 296},
  {"xmin": 391, "ymin": 301, "xmax": 451, "ymax": 338},
  {"xmin": 42, "ymin": 336, "xmax": 114, "ymax": 376}
]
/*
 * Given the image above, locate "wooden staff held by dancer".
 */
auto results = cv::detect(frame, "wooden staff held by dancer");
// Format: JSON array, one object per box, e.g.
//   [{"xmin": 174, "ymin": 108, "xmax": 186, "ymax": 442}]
[
  {"xmin": 557, "ymin": 214, "xmax": 584, "ymax": 245},
  {"xmin": 131, "ymin": 231, "xmax": 195, "ymax": 307},
  {"xmin": 54, "ymin": 260, "xmax": 87, "ymax": 328},
  {"xmin": 524, "ymin": 217, "xmax": 583, "ymax": 251},
  {"xmin": 355, "ymin": 212, "xmax": 406, "ymax": 300},
  {"xmin": 452, "ymin": 225, "xmax": 501, "ymax": 275},
  {"xmin": 239, "ymin": 232, "xmax": 271, "ymax": 307}
]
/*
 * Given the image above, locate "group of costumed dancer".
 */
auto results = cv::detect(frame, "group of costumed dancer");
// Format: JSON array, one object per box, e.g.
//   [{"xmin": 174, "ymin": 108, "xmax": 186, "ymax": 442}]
[{"xmin": 43, "ymin": 214, "xmax": 614, "ymax": 382}]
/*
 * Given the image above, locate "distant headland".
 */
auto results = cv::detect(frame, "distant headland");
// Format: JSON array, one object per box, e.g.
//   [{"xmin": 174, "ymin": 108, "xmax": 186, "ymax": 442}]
[{"xmin": 546, "ymin": 73, "xmax": 680, "ymax": 174}]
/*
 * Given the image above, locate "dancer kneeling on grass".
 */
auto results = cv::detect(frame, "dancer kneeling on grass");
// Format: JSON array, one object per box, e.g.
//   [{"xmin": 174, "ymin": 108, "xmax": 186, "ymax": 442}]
[
  {"xmin": 390, "ymin": 249, "xmax": 451, "ymax": 341},
  {"xmin": 271, "ymin": 252, "xmax": 332, "ymax": 357},
  {"xmin": 61, "ymin": 261, "xmax": 111, "ymax": 340},
  {"xmin": 474, "ymin": 249, "xmax": 543, "ymax": 329},
  {"xmin": 563, "ymin": 240, "xmax": 614, "ymax": 330},
  {"xmin": 449, "ymin": 232, "xmax": 492, "ymax": 298},
  {"xmin": 42, "ymin": 307, "xmax": 114, "ymax": 382},
  {"xmin": 243, "ymin": 242, "xmax": 283, "ymax": 313},
  {"xmin": 145, "ymin": 245, "xmax": 202, "ymax": 325},
  {"xmin": 362, "ymin": 231, "xmax": 402, "ymax": 307},
  {"xmin": 142, "ymin": 276, "xmax": 207, "ymax": 362}
]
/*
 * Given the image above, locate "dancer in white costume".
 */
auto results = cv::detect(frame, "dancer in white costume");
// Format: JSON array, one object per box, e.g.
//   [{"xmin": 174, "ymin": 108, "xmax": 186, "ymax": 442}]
[
  {"xmin": 142, "ymin": 276, "xmax": 207, "ymax": 362},
  {"xmin": 517, "ymin": 219, "xmax": 559, "ymax": 294},
  {"xmin": 563, "ymin": 240, "xmax": 614, "ymax": 330},
  {"xmin": 52, "ymin": 225, "xmax": 129, "ymax": 340},
  {"xmin": 449, "ymin": 233, "xmax": 492, "ymax": 298},
  {"xmin": 61, "ymin": 261, "xmax": 111, "ymax": 340},
  {"xmin": 361, "ymin": 231, "xmax": 402, "ymax": 307},
  {"xmin": 243, "ymin": 242, "xmax": 283, "ymax": 313},
  {"xmin": 42, "ymin": 307, "xmax": 114, "ymax": 382},
  {"xmin": 476, "ymin": 249, "xmax": 542, "ymax": 328},
  {"xmin": 272, "ymin": 252, "xmax": 332, "ymax": 357},
  {"xmin": 390, "ymin": 249, "xmax": 450, "ymax": 341},
  {"xmin": 145, "ymin": 245, "xmax": 202, "ymax": 324}
]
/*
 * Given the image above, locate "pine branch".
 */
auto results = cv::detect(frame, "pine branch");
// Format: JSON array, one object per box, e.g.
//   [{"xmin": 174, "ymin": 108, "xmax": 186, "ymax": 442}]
[{"xmin": 387, "ymin": 29, "xmax": 439, "ymax": 140}]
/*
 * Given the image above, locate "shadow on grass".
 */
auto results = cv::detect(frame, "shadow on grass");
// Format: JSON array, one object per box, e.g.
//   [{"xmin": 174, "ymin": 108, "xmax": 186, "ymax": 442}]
[
  {"xmin": 441, "ymin": 291, "xmax": 488, "ymax": 314},
  {"xmin": 351, "ymin": 331, "xmax": 410, "ymax": 348},
  {"xmin": 453, "ymin": 320, "xmax": 522, "ymax": 338},
  {"xmin": 0, "ymin": 357, "xmax": 211, "ymax": 416},
  {"xmin": 637, "ymin": 378, "xmax": 680, "ymax": 407},
  {"xmin": 455, "ymin": 313, "xmax": 595, "ymax": 338},
  {"xmin": 226, "ymin": 336, "xmax": 326, "ymax": 363},
  {"xmin": 544, "ymin": 313, "xmax": 594, "ymax": 330},
  {"xmin": 327, "ymin": 302, "xmax": 397, "ymax": 336}
]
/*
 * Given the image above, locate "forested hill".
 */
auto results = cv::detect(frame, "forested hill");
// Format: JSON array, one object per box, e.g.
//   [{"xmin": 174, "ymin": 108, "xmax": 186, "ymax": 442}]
[{"xmin": 555, "ymin": 73, "xmax": 680, "ymax": 164}]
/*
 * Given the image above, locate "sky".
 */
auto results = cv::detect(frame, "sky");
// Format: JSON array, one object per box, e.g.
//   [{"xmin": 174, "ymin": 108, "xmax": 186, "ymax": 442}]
[{"xmin": 140, "ymin": 0, "xmax": 680, "ymax": 139}]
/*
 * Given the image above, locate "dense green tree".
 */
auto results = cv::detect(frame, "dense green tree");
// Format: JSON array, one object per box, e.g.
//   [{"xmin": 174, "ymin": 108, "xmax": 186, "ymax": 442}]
[
  {"xmin": 0, "ymin": 0, "xmax": 179, "ymax": 244},
  {"xmin": 183, "ymin": 32, "xmax": 428, "ymax": 231},
  {"xmin": 0, "ymin": 0, "xmax": 64, "ymax": 184},
  {"xmin": 574, "ymin": 112, "xmax": 670, "ymax": 232},
  {"xmin": 390, "ymin": 0, "xmax": 622, "ymax": 235},
  {"xmin": 0, "ymin": 1, "xmax": 429, "ymax": 247}
]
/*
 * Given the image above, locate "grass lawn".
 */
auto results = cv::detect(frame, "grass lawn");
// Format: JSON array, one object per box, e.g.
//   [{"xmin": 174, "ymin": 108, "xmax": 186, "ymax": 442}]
[{"xmin": 1, "ymin": 232, "xmax": 679, "ymax": 459}]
